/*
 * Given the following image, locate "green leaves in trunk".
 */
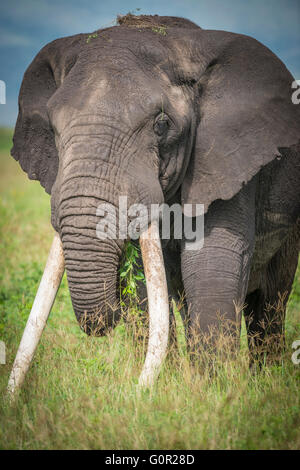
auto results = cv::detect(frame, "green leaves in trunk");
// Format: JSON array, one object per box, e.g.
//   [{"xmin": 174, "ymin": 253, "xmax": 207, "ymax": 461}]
[{"xmin": 119, "ymin": 241, "xmax": 145, "ymax": 313}]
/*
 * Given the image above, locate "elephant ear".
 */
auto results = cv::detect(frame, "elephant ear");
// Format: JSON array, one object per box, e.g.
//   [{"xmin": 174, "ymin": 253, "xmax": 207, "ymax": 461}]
[
  {"xmin": 11, "ymin": 35, "xmax": 82, "ymax": 194},
  {"xmin": 182, "ymin": 31, "xmax": 300, "ymax": 213}
]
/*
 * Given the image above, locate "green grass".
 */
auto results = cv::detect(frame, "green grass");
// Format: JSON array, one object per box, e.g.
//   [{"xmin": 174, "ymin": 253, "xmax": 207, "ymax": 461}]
[{"xmin": 0, "ymin": 128, "xmax": 299, "ymax": 449}]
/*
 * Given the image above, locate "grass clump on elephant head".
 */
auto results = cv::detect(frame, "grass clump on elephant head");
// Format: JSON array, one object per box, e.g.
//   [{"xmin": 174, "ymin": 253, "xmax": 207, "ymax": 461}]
[{"xmin": 117, "ymin": 13, "xmax": 168, "ymax": 35}]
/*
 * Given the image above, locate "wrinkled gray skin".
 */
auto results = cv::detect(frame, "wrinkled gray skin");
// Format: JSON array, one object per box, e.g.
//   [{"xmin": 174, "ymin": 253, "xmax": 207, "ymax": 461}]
[{"xmin": 12, "ymin": 15, "xmax": 300, "ymax": 364}]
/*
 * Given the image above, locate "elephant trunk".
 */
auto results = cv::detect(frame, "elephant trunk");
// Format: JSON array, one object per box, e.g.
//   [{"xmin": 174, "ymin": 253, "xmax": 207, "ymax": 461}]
[
  {"xmin": 58, "ymin": 171, "xmax": 123, "ymax": 335},
  {"xmin": 62, "ymin": 225, "xmax": 121, "ymax": 335}
]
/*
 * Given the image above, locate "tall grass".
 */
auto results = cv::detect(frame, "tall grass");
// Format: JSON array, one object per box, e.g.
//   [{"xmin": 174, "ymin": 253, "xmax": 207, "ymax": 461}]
[{"xmin": 0, "ymin": 128, "xmax": 299, "ymax": 449}]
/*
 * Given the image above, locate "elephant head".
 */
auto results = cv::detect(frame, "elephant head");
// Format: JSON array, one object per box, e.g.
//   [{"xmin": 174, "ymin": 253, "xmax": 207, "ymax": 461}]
[{"xmin": 8, "ymin": 15, "xmax": 300, "ymax": 393}]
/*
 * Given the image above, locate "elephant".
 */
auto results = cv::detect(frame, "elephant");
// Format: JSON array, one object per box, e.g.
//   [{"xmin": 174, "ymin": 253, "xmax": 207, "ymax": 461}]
[{"xmin": 8, "ymin": 14, "xmax": 300, "ymax": 393}]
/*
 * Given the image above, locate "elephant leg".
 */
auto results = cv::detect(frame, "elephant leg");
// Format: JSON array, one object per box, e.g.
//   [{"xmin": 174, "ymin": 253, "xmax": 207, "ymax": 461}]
[
  {"xmin": 181, "ymin": 181, "xmax": 256, "ymax": 361},
  {"xmin": 244, "ymin": 288, "xmax": 287, "ymax": 368},
  {"xmin": 163, "ymin": 241, "xmax": 184, "ymax": 353},
  {"xmin": 244, "ymin": 232, "xmax": 299, "ymax": 367}
]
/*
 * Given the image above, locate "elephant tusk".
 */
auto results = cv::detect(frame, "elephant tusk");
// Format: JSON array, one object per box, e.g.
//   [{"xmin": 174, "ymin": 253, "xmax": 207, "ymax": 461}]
[
  {"xmin": 7, "ymin": 232, "xmax": 65, "ymax": 397},
  {"xmin": 138, "ymin": 220, "xmax": 169, "ymax": 388}
]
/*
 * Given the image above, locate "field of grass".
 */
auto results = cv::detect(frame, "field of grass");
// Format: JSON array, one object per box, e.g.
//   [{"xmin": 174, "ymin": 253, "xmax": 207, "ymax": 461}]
[{"xmin": 0, "ymin": 127, "xmax": 299, "ymax": 450}]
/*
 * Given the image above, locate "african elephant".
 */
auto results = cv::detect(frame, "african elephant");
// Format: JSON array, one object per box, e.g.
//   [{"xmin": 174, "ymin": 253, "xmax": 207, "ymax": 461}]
[{"xmin": 8, "ymin": 14, "xmax": 300, "ymax": 393}]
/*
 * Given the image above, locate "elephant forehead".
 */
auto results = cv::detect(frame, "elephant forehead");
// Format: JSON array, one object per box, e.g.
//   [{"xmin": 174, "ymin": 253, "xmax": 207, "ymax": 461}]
[
  {"xmin": 49, "ymin": 37, "xmax": 193, "ymax": 131},
  {"xmin": 48, "ymin": 74, "xmax": 110, "ymax": 128}
]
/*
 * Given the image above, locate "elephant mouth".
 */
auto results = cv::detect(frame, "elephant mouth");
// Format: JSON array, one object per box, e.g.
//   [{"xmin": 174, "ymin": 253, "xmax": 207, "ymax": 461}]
[{"xmin": 7, "ymin": 220, "xmax": 170, "ymax": 396}]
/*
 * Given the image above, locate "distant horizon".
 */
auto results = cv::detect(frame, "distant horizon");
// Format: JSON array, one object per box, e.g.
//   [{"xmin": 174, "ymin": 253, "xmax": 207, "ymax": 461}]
[{"xmin": 0, "ymin": 0, "xmax": 299, "ymax": 126}]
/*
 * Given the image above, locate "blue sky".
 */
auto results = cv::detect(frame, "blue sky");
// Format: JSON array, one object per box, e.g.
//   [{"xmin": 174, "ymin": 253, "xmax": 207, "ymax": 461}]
[{"xmin": 0, "ymin": 0, "xmax": 299, "ymax": 126}]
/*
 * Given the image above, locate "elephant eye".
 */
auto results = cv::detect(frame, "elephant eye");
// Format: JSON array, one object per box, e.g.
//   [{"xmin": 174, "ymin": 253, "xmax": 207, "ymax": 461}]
[{"xmin": 154, "ymin": 116, "xmax": 169, "ymax": 136}]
